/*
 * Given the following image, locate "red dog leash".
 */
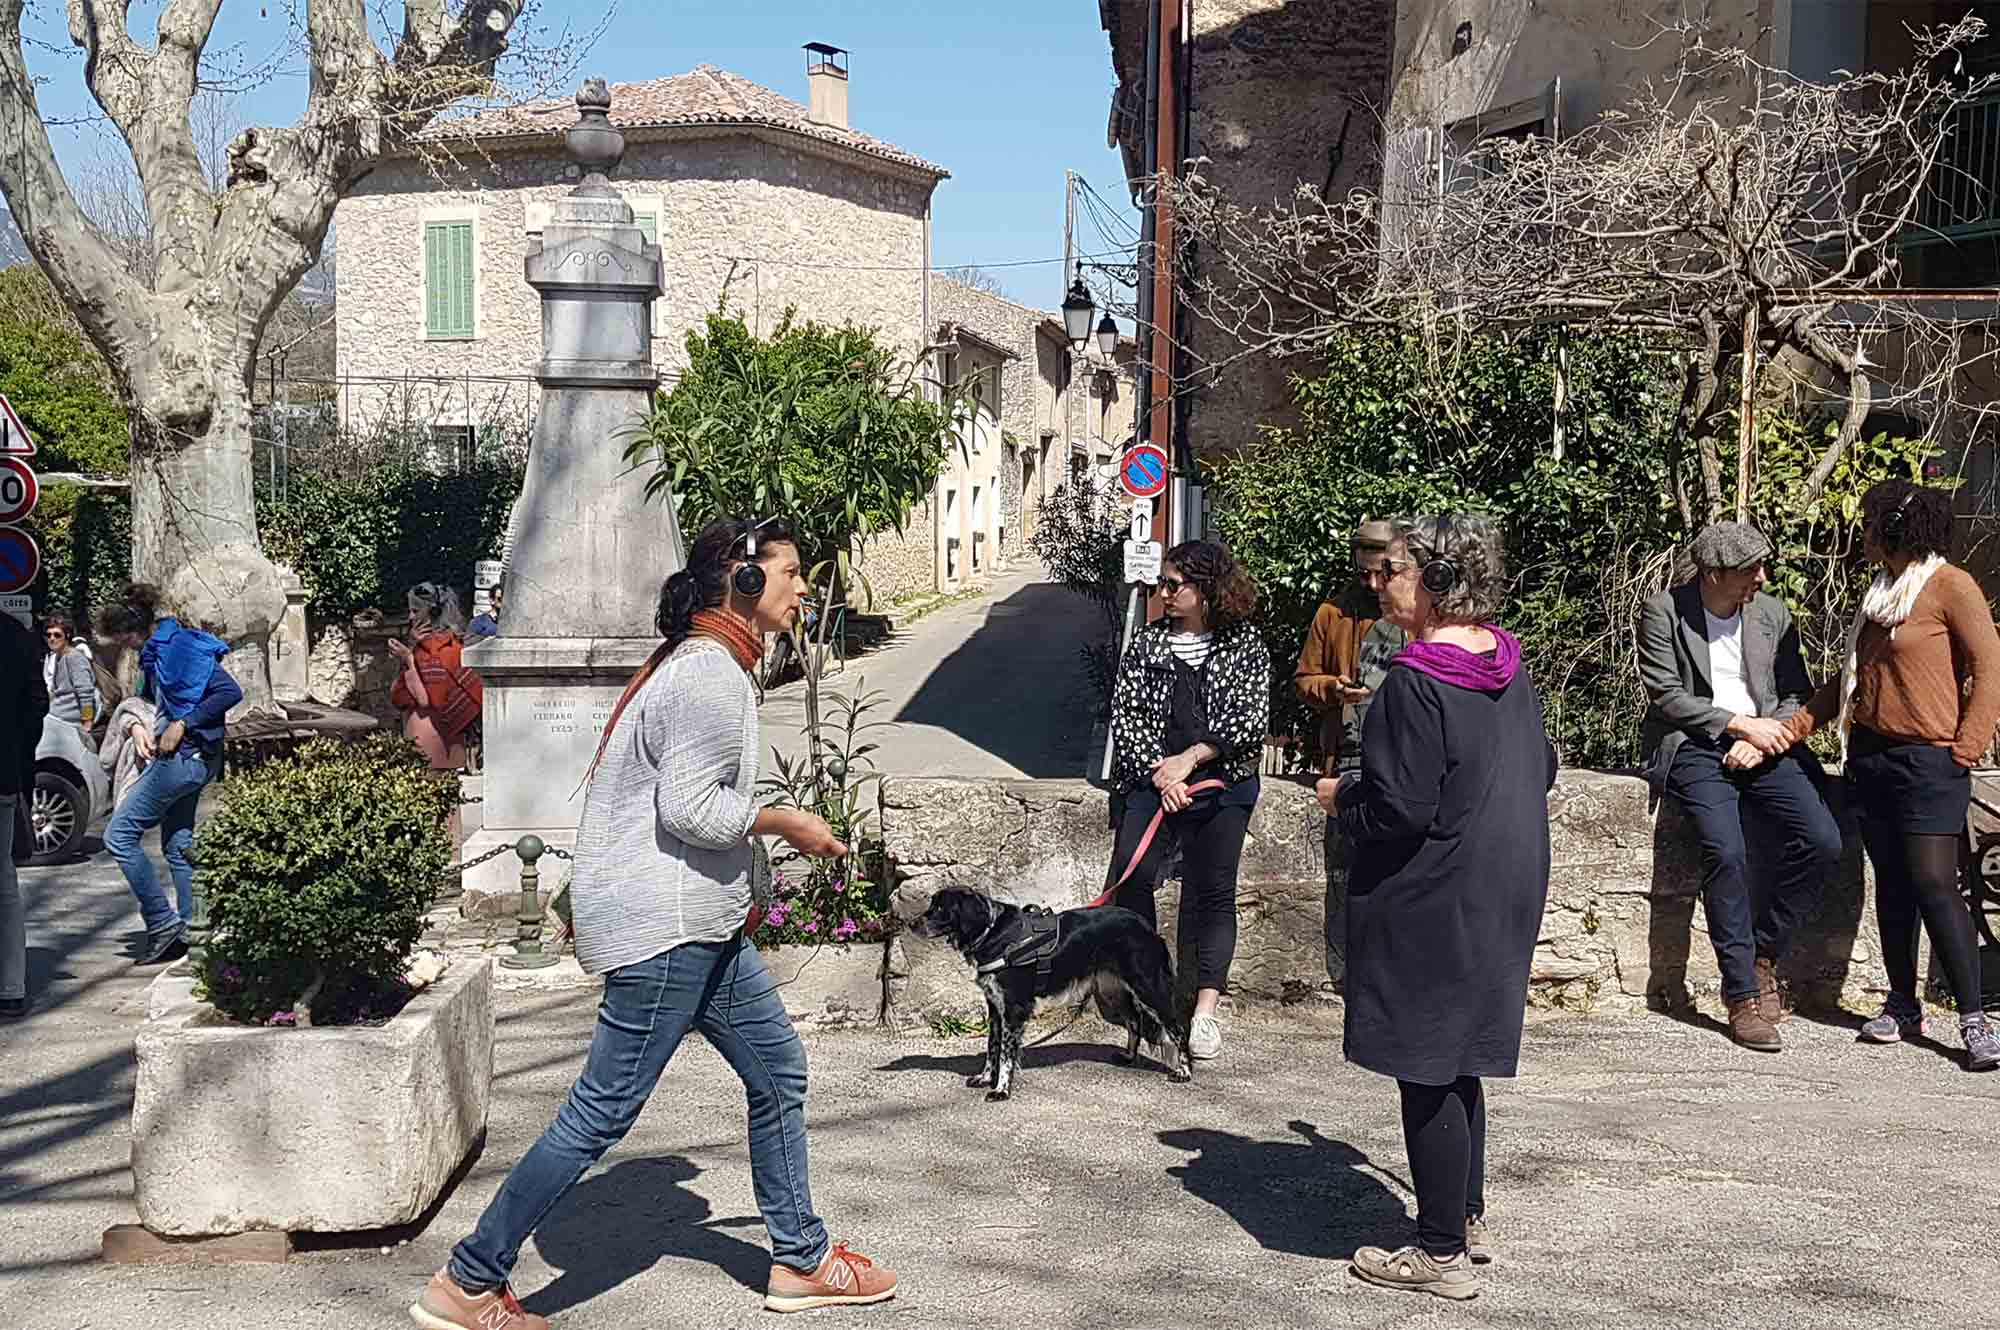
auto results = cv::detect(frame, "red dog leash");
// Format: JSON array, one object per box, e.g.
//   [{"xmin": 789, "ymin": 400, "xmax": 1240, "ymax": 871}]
[{"xmin": 1081, "ymin": 778, "xmax": 1227, "ymax": 910}]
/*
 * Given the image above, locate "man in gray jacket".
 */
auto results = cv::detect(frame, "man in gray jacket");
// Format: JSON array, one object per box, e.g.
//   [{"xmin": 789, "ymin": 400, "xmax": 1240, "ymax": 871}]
[{"xmin": 1637, "ymin": 521, "xmax": 1842, "ymax": 1053}]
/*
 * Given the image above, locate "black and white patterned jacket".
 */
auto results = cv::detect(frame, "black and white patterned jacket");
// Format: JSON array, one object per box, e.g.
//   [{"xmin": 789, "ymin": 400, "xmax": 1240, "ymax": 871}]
[{"xmin": 1111, "ymin": 620, "xmax": 1272, "ymax": 793}]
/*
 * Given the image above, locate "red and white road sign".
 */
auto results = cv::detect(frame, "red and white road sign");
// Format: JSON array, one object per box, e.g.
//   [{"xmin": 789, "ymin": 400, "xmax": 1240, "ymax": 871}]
[
  {"xmin": 0, "ymin": 456, "xmax": 37, "ymax": 524},
  {"xmin": 0, "ymin": 395, "xmax": 35, "ymax": 456}
]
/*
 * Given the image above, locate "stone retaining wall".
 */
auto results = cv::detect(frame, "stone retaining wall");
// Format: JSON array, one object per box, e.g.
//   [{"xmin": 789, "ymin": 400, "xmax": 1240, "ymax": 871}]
[{"xmin": 876, "ymin": 772, "xmax": 1890, "ymax": 1028}]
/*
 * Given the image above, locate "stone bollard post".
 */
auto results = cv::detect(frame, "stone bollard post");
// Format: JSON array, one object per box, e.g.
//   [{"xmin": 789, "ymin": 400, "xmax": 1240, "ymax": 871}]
[{"xmin": 499, "ymin": 834, "xmax": 559, "ymax": 970}]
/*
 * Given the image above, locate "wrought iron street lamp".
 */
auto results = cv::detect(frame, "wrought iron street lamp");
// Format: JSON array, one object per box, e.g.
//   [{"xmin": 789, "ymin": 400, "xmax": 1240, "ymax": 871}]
[
  {"xmin": 1095, "ymin": 312, "xmax": 1119, "ymax": 358},
  {"xmin": 1061, "ymin": 279, "xmax": 1095, "ymax": 348}
]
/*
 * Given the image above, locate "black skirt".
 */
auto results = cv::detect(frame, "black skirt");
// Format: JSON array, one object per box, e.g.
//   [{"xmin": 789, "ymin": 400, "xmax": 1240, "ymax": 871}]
[{"xmin": 1847, "ymin": 725, "xmax": 1970, "ymax": 837}]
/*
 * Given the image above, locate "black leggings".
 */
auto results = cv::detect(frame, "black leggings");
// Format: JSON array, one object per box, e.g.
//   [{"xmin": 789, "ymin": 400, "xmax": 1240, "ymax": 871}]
[
  {"xmin": 1398, "ymin": 1077, "xmax": 1486, "ymax": 1259},
  {"xmin": 1108, "ymin": 794, "xmax": 1251, "ymax": 992},
  {"xmin": 1859, "ymin": 826, "xmax": 1984, "ymax": 1016}
]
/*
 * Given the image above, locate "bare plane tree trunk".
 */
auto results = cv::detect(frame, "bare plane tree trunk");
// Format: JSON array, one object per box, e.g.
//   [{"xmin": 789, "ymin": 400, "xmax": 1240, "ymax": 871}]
[{"xmin": 0, "ymin": 0, "xmax": 523, "ymax": 706}]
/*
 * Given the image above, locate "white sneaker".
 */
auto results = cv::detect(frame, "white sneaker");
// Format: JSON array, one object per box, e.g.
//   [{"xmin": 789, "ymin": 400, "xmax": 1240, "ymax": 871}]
[{"xmin": 1189, "ymin": 1012, "xmax": 1222, "ymax": 1060}]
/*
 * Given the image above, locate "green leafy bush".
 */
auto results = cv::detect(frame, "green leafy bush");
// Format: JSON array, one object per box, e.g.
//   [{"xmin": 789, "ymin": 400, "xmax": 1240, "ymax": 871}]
[
  {"xmin": 1204, "ymin": 329, "xmax": 1931, "ymax": 769},
  {"xmin": 257, "ymin": 460, "xmax": 523, "ymax": 620},
  {"xmin": 191, "ymin": 736, "xmax": 456, "ymax": 1025},
  {"xmin": 0, "ymin": 265, "xmax": 128, "ymax": 475},
  {"xmin": 23, "ymin": 481, "xmax": 132, "ymax": 623},
  {"xmin": 625, "ymin": 308, "xmax": 961, "ymax": 600}
]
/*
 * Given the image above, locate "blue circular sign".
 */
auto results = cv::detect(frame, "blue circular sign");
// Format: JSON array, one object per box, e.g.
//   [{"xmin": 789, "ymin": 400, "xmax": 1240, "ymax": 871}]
[
  {"xmin": 1120, "ymin": 444, "xmax": 1169, "ymax": 499},
  {"xmin": 0, "ymin": 524, "xmax": 40, "ymax": 593}
]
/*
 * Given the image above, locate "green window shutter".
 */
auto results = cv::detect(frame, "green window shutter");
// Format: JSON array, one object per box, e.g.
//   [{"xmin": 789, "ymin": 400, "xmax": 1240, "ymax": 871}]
[
  {"xmin": 635, "ymin": 211, "xmax": 658, "ymax": 245},
  {"xmin": 425, "ymin": 222, "xmax": 475, "ymax": 337}
]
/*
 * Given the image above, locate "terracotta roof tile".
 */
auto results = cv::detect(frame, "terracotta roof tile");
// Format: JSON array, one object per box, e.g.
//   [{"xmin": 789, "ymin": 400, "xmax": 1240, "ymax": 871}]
[{"xmin": 422, "ymin": 66, "xmax": 947, "ymax": 179}]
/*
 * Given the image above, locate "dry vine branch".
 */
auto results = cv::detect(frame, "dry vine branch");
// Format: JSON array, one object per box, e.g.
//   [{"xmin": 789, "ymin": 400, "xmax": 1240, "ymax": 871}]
[{"xmin": 1161, "ymin": 16, "xmax": 2000, "ymax": 524}]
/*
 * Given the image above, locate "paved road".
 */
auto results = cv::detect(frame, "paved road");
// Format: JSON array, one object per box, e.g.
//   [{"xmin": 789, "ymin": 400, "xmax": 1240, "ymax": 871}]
[
  {"xmin": 5, "ymin": 843, "xmax": 2000, "ymax": 1329},
  {"xmin": 760, "ymin": 564, "xmax": 1110, "ymax": 781}
]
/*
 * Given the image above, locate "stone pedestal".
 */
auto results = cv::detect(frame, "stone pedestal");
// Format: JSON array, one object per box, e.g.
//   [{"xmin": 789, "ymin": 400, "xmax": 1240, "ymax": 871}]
[
  {"xmin": 268, "ymin": 565, "xmax": 309, "ymax": 702},
  {"xmin": 460, "ymin": 81, "xmax": 682, "ymax": 907}
]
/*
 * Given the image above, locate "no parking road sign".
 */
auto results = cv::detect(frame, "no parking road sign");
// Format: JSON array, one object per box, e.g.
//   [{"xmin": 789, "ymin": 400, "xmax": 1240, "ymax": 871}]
[
  {"xmin": 1119, "ymin": 443, "xmax": 1169, "ymax": 500},
  {"xmin": 0, "ymin": 456, "xmax": 37, "ymax": 524},
  {"xmin": 0, "ymin": 524, "xmax": 40, "ymax": 594}
]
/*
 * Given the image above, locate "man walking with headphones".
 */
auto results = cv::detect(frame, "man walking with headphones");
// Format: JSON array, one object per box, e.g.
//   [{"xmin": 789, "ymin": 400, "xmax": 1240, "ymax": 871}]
[{"xmin": 1636, "ymin": 521, "xmax": 1844, "ymax": 1051}]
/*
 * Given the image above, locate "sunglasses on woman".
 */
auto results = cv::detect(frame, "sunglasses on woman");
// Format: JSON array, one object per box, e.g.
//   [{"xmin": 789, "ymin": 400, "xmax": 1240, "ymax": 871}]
[{"xmin": 1157, "ymin": 576, "xmax": 1192, "ymax": 595}]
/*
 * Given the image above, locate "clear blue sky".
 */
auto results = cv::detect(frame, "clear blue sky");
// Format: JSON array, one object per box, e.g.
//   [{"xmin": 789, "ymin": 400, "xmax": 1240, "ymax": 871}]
[{"xmin": 21, "ymin": 1, "xmax": 1142, "ymax": 310}]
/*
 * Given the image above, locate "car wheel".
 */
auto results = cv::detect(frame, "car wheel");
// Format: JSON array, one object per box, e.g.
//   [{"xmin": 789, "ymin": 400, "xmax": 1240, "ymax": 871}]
[{"xmin": 29, "ymin": 770, "xmax": 87, "ymax": 865}]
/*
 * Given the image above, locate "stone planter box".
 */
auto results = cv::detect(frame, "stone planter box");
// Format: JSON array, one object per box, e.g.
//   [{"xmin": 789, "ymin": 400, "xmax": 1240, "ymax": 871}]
[
  {"xmin": 132, "ymin": 959, "xmax": 494, "ymax": 1237},
  {"xmin": 759, "ymin": 942, "xmax": 888, "ymax": 1027}
]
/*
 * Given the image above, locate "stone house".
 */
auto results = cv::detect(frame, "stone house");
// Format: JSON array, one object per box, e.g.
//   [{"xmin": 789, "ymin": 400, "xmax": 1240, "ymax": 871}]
[
  {"xmin": 1102, "ymin": 1, "xmax": 2000, "ymax": 467},
  {"xmin": 332, "ymin": 50, "xmax": 955, "ymax": 602},
  {"xmin": 929, "ymin": 277, "xmax": 1138, "ymax": 578}
]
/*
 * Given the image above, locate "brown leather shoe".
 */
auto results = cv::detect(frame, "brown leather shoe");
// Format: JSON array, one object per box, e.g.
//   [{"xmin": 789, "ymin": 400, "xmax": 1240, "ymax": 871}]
[
  {"xmin": 409, "ymin": 1270, "xmax": 550, "ymax": 1330},
  {"xmin": 765, "ymin": 1242, "xmax": 899, "ymax": 1313},
  {"xmin": 1753, "ymin": 956, "xmax": 1790, "ymax": 1024},
  {"xmin": 1727, "ymin": 996, "xmax": 1782, "ymax": 1052}
]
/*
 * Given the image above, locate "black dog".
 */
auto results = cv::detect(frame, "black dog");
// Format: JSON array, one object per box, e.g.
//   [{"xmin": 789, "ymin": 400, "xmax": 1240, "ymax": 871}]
[{"xmin": 909, "ymin": 886, "xmax": 1192, "ymax": 1100}]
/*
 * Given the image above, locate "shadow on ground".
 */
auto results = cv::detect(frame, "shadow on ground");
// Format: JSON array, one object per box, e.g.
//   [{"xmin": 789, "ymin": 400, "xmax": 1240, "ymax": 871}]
[
  {"xmin": 521, "ymin": 1156, "xmax": 770, "ymax": 1316},
  {"xmin": 1156, "ymin": 1119, "xmax": 1409, "ymax": 1261},
  {"xmin": 892, "ymin": 582, "xmax": 1100, "ymax": 778}
]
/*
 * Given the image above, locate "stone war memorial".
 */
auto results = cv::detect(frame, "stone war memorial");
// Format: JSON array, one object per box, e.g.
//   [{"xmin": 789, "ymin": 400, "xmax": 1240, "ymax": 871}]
[{"xmin": 460, "ymin": 80, "xmax": 686, "ymax": 910}]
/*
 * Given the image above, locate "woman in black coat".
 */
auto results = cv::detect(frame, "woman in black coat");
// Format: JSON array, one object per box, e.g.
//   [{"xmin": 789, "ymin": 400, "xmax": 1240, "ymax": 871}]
[{"xmin": 1315, "ymin": 514, "xmax": 1554, "ymax": 1302}]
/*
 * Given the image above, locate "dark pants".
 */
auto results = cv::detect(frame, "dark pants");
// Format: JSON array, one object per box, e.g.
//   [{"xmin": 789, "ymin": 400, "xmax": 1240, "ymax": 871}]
[
  {"xmin": 1848, "ymin": 734, "xmax": 1982, "ymax": 1016},
  {"xmin": 1666, "ymin": 743, "xmax": 1842, "ymax": 1003},
  {"xmin": 1398, "ymin": 1076, "xmax": 1486, "ymax": 1259},
  {"xmin": 1108, "ymin": 789, "xmax": 1252, "ymax": 992}
]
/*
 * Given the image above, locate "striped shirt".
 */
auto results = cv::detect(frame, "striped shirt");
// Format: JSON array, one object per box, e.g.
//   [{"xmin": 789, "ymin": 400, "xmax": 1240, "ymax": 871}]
[{"xmin": 1166, "ymin": 630, "xmax": 1214, "ymax": 671}]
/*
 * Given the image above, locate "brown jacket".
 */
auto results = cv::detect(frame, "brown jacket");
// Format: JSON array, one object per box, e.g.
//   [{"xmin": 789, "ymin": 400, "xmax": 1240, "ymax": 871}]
[
  {"xmin": 1784, "ymin": 563, "xmax": 2000, "ymax": 767},
  {"xmin": 1294, "ymin": 584, "xmax": 1382, "ymax": 774}
]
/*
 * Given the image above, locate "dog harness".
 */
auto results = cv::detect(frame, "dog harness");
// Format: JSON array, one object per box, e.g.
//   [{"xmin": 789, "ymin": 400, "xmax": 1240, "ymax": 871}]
[{"xmin": 971, "ymin": 904, "xmax": 1069, "ymax": 979}]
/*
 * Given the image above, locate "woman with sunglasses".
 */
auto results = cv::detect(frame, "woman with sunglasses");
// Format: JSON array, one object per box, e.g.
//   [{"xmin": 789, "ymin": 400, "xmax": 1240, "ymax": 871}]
[
  {"xmin": 1106, "ymin": 539, "xmax": 1269, "ymax": 1062},
  {"xmin": 41, "ymin": 615, "xmax": 98, "ymax": 734}
]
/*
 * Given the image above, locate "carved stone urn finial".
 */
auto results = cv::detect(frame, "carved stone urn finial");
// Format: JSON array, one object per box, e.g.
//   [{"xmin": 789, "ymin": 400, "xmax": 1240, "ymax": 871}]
[{"xmin": 567, "ymin": 78, "xmax": 624, "ymax": 181}]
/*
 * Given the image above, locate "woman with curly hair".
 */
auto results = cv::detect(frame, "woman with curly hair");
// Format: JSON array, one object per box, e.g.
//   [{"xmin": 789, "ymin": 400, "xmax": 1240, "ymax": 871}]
[
  {"xmin": 1781, "ymin": 479, "xmax": 2000, "ymax": 1073},
  {"xmin": 1105, "ymin": 538, "xmax": 1270, "ymax": 1062}
]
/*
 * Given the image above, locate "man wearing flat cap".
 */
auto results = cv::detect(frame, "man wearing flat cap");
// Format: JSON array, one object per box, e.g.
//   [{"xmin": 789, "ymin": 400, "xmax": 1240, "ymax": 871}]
[{"xmin": 1637, "ymin": 521, "xmax": 1842, "ymax": 1053}]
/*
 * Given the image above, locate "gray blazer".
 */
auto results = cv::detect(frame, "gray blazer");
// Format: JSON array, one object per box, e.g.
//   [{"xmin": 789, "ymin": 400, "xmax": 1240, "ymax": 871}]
[{"xmin": 1636, "ymin": 583, "xmax": 1812, "ymax": 791}]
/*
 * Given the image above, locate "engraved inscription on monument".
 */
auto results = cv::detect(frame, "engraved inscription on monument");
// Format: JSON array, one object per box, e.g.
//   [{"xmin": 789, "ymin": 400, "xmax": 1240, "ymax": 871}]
[{"xmin": 485, "ymin": 685, "xmax": 624, "ymax": 830}]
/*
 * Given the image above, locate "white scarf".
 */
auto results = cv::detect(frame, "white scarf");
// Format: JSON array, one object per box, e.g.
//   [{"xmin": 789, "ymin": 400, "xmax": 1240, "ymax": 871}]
[{"xmin": 1837, "ymin": 554, "xmax": 1945, "ymax": 760}]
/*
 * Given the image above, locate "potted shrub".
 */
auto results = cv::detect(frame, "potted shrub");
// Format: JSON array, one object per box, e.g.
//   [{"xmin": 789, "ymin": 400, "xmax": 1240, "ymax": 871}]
[
  {"xmin": 753, "ymin": 681, "xmax": 896, "ymax": 1024},
  {"xmin": 130, "ymin": 736, "xmax": 494, "ymax": 1237}
]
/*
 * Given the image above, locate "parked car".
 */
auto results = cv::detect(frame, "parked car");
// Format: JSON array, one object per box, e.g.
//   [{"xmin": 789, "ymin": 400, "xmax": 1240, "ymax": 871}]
[{"xmin": 31, "ymin": 717, "xmax": 111, "ymax": 865}]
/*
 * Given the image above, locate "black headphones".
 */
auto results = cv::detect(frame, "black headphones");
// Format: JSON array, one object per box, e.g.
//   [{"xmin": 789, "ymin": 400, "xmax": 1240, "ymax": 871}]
[
  {"xmin": 731, "ymin": 518, "xmax": 774, "ymax": 599},
  {"xmin": 1878, "ymin": 487, "xmax": 1918, "ymax": 546},
  {"xmin": 1420, "ymin": 514, "xmax": 1461, "ymax": 597}
]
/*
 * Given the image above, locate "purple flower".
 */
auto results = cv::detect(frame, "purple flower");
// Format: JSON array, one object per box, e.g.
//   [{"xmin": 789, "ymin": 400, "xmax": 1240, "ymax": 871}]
[
  {"xmin": 221, "ymin": 966, "xmax": 242, "ymax": 984},
  {"xmin": 267, "ymin": 1010, "xmax": 298, "ymax": 1027},
  {"xmin": 834, "ymin": 919, "xmax": 858, "ymax": 941},
  {"xmin": 803, "ymin": 920, "xmax": 818, "ymax": 933}
]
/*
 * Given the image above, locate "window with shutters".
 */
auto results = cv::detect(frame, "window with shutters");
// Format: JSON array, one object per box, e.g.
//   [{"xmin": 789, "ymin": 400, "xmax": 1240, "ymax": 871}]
[
  {"xmin": 424, "ymin": 221, "xmax": 476, "ymax": 339},
  {"xmin": 633, "ymin": 210, "xmax": 659, "ymax": 246}
]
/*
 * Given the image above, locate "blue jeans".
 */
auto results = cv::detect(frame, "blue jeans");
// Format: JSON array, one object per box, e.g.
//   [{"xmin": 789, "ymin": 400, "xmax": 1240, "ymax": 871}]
[
  {"xmin": 105, "ymin": 746, "xmax": 219, "ymax": 935},
  {"xmin": 448, "ymin": 936, "xmax": 828, "ymax": 1292},
  {"xmin": 1666, "ymin": 743, "xmax": 1843, "ymax": 1002}
]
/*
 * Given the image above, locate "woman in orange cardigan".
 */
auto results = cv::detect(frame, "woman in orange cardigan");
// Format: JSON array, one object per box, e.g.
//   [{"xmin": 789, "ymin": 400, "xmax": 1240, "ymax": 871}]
[{"xmin": 1782, "ymin": 480, "xmax": 1999, "ymax": 1073}]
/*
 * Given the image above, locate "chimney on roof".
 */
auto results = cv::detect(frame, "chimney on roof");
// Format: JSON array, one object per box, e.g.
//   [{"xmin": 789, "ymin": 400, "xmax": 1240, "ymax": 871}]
[{"xmin": 804, "ymin": 42, "xmax": 849, "ymax": 129}]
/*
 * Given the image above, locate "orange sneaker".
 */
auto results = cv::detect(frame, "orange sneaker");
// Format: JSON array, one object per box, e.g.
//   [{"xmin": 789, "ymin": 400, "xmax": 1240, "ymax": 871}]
[
  {"xmin": 763, "ymin": 1242, "xmax": 899, "ymax": 1313},
  {"xmin": 409, "ymin": 1270, "xmax": 550, "ymax": 1330}
]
